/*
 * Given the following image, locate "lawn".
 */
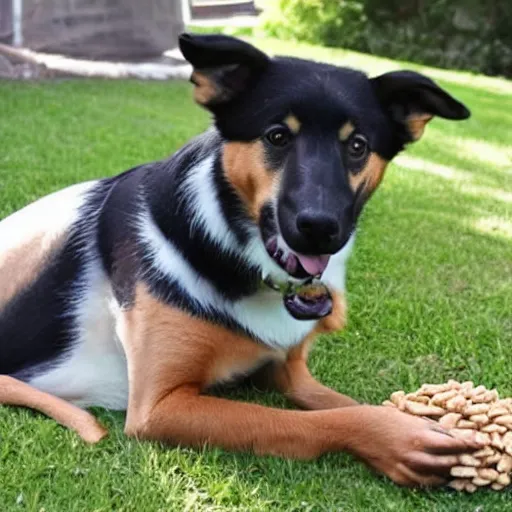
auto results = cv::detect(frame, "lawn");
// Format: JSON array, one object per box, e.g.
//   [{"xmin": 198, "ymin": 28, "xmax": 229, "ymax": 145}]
[{"xmin": 0, "ymin": 40, "xmax": 511, "ymax": 511}]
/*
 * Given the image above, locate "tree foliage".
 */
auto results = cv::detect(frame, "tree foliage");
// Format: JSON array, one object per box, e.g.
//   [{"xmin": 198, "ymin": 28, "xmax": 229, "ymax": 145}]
[{"xmin": 262, "ymin": 0, "xmax": 512, "ymax": 77}]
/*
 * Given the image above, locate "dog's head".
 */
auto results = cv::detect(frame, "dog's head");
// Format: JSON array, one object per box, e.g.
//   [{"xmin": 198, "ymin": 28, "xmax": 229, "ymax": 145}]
[{"xmin": 179, "ymin": 34, "xmax": 470, "ymax": 280}]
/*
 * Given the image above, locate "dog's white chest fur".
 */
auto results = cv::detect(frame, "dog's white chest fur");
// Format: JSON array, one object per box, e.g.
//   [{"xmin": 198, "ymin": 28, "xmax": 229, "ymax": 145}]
[
  {"xmin": 140, "ymin": 205, "xmax": 353, "ymax": 351},
  {"xmin": 28, "ymin": 261, "xmax": 129, "ymax": 409},
  {"xmin": 229, "ymin": 242, "xmax": 353, "ymax": 349}
]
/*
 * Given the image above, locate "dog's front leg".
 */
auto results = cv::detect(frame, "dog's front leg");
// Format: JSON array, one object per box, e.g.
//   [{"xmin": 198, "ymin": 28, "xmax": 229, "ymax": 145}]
[
  {"xmin": 256, "ymin": 293, "xmax": 358, "ymax": 411},
  {"xmin": 272, "ymin": 356, "xmax": 359, "ymax": 410},
  {"xmin": 118, "ymin": 284, "xmax": 480, "ymax": 486},
  {"xmin": 118, "ymin": 284, "xmax": 344, "ymax": 459},
  {"xmin": 125, "ymin": 380, "xmax": 483, "ymax": 487},
  {"xmin": 127, "ymin": 383, "xmax": 354, "ymax": 459},
  {"xmin": 249, "ymin": 338, "xmax": 358, "ymax": 411}
]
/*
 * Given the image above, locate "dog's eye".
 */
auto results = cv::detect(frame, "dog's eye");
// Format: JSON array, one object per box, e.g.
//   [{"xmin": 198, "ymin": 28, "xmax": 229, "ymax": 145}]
[
  {"xmin": 347, "ymin": 134, "xmax": 369, "ymax": 161},
  {"xmin": 265, "ymin": 126, "xmax": 292, "ymax": 147}
]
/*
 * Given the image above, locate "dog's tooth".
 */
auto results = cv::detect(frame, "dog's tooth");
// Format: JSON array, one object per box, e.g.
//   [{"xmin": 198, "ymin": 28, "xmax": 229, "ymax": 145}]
[
  {"xmin": 285, "ymin": 255, "xmax": 298, "ymax": 275},
  {"xmin": 266, "ymin": 237, "xmax": 278, "ymax": 254}
]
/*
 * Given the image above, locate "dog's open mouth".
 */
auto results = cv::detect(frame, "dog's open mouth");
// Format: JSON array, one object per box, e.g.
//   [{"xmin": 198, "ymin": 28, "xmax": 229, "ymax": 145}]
[
  {"xmin": 264, "ymin": 236, "xmax": 333, "ymax": 321},
  {"xmin": 283, "ymin": 280, "xmax": 333, "ymax": 320},
  {"xmin": 264, "ymin": 236, "xmax": 331, "ymax": 279}
]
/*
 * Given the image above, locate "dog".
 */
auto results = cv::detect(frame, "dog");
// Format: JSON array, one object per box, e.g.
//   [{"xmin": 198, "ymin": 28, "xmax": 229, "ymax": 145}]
[{"xmin": 0, "ymin": 34, "xmax": 481, "ymax": 487}]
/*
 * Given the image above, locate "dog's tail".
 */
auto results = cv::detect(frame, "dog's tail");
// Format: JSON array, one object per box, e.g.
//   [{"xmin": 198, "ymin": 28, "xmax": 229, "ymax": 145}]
[{"xmin": 0, "ymin": 374, "xmax": 107, "ymax": 444}]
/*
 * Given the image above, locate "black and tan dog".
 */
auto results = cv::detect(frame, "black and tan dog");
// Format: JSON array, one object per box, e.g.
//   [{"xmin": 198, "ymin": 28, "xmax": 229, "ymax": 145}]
[{"xmin": 0, "ymin": 34, "xmax": 481, "ymax": 486}]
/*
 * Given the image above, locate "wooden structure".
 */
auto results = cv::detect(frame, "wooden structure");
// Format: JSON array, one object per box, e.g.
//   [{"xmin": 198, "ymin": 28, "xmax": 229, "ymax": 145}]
[{"xmin": 0, "ymin": 0, "xmax": 184, "ymax": 60}]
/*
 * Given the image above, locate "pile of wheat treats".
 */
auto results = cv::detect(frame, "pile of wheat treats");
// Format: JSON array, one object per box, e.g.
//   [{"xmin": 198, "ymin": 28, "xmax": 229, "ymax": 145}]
[{"xmin": 383, "ymin": 380, "xmax": 512, "ymax": 492}]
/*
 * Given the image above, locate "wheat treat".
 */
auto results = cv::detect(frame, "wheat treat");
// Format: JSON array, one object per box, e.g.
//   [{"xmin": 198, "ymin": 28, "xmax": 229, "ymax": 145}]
[{"xmin": 383, "ymin": 381, "xmax": 512, "ymax": 492}]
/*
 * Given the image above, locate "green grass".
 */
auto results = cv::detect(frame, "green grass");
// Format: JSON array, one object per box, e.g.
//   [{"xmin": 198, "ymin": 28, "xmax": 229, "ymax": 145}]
[{"xmin": 0, "ymin": 40, "xmax": 511, "ymax": 511}]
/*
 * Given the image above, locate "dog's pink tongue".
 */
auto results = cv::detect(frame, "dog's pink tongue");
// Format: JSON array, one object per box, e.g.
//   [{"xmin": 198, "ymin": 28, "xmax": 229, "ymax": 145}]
[{"xmin": 296, "ymin": 254, "xmax": 331, "ymax": 276}]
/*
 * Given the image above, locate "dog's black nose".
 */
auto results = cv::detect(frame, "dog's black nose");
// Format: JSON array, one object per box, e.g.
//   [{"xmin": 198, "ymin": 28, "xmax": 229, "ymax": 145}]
[{"xmin": 296, "ymin": 211, "xmax": 340, "ymax": 249}]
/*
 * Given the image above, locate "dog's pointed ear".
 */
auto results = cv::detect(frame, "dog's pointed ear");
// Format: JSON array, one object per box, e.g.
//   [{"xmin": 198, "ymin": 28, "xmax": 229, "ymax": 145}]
[
  {"xmin": 371, "ymin": 70, "xmax": 470, "ymax": 141},
  {"xmin": 179, "ymin": 33, "xmax": 270, "ymax": 108}
]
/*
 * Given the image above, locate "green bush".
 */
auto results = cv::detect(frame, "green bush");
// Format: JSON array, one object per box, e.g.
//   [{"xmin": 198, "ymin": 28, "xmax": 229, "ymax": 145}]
[
  {"xmin": 262, "ymin": 0, "xmax": 368, "ymax": 50},
  {"xmin": 262, "ymin": 0, "xmax": 512, "ymax": 78}
]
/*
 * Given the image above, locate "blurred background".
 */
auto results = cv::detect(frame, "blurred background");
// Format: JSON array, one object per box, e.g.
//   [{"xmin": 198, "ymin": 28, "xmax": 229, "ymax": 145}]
[
  {"xmin": 0, "ymin": 0, "xmax": 185, "ymax": 60},
  {"xmin": 260, "ymin": 0, "xmax": 511, "ymax": 78},
  {"xmin": 0, "ymin": 0, "xmax": 510, "ymax": 77}
]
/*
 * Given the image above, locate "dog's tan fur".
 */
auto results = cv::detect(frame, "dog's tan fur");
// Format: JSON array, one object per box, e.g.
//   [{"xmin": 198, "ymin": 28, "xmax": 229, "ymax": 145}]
[
  {"xmin": 118, "ymin": 283, "xmax": 368, "ymax": 459},
  {"xmin": 406, "ymin": 113, "xmax": 433, "ymax": 141},
  {"xmin": 339, "ymin": 121, "xmax": 356, "ymax": 142},
  {"xmin": 283, "ymin": 114, "xmax": 302, "ymax": 135},
  {"xmin": 0, "ymin": 232, "xmax": 65, "ymax": 310},
  {"xmin": 223, "ymin": 141, "xmax": 279, "ymax": 221},
  {"xmin": 120, "ymin": 283, "xmax": 347, "ymax": 424},
  {"xmin": 349, "ymin": 153, "xmax": 389, "ymax": 196},
  {"xmin": 191, "ymin": 71, "xmax": 221, "ymax": 106},
  {"xmin": 0, "ymin": 375, "xmax": 106, "ymax": 443}
]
